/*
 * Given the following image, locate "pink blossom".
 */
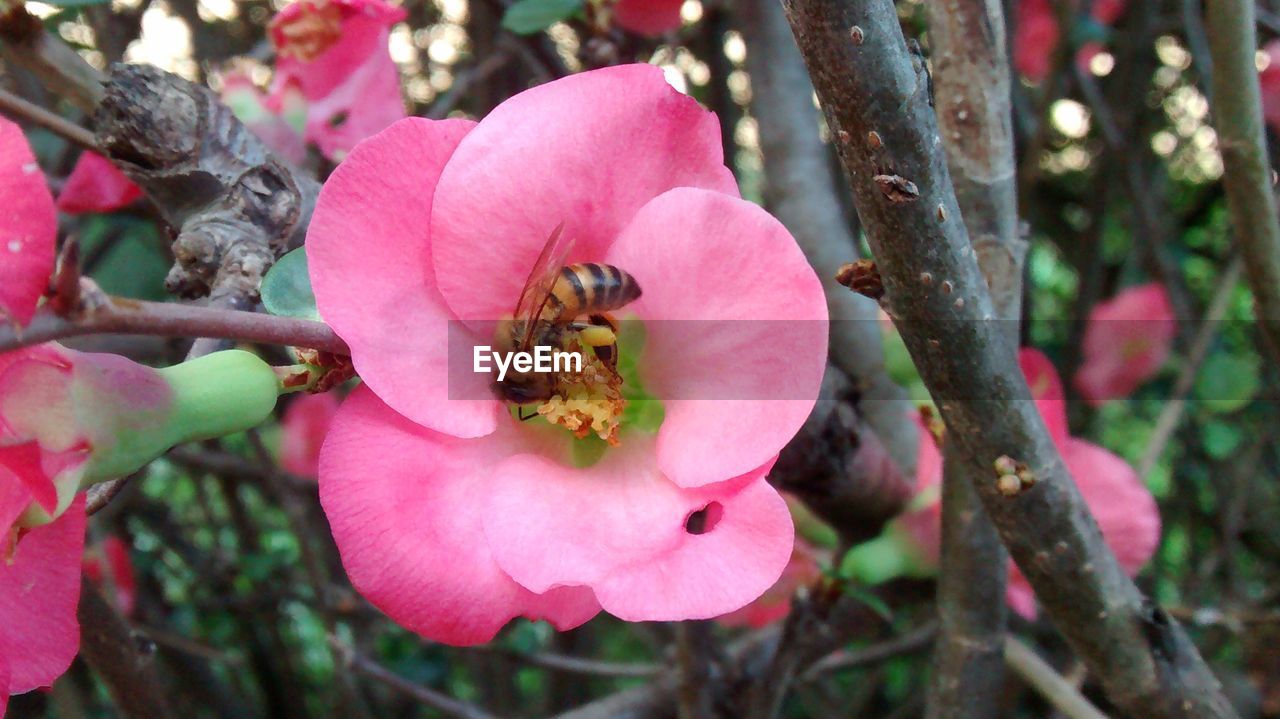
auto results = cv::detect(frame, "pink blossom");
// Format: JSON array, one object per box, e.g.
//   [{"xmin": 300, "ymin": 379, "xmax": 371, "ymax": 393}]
[
  {"xmin": 716, "ymin": 538, "xmax": 822, "ymax": 629},
  {"xmin": 308, "ymin": 65, "xmax": 828, "ymax": 645},
  {"xmin": 83, "ymin": 536, "xmax": 137, "ymax": 617},
  {"xmin": 221, "ymin": 70, "xmax": 308, "ymax": 167},
  {"xmin": 903, "ymin": 349, "xmax": 1160, "ymax": 619},
  {"xmin": 280, "ymin": 391, "xmax": 339, "ymax": 477},
  {"xmin": 269, "ymin": 0, "xmax": 406, "ymax": 160},
  {"xmin": 1074, "ymin": 282, "xmax": 1175, "ymax": 405},
  {"xmin": 56, "ymin": 152, "xmax": 143, "ymax": 214},
  {"xmin": 1015, "ymin": 0, "xmax": 1126, "ymax": 82},
  {"xmin": 0, "ymin": 496, "xmax": 84, "ymax": 713},
  {"xmin": 1262, "ymin": 41, "xmax": 1280, "ymax": 133},
  {"xmin": 0, "ymin": 119, "xmax": 55, "ymax": 327},
  {"xmin": 613, "ymin": 0, "xmax": 684, "ymax": 37}
]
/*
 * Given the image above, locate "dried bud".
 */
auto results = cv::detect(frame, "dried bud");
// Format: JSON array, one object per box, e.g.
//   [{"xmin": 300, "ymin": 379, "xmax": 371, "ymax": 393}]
[
  {"xmin": 873, "ymin": 174, "xmax": 920, "ymax": 203},
  {"xmin": 835, "ymin": 259, "xmax": 884, "ymax": 300}
]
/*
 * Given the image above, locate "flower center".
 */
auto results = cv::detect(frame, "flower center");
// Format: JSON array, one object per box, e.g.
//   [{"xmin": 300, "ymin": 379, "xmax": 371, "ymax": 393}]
[
  {"xmin": 534, "ymin": 336, "xmax": 627, "ymax": 446},
  {"xmin": 275, "ymin": 0, "xmax": 343, "ymax": 62}
]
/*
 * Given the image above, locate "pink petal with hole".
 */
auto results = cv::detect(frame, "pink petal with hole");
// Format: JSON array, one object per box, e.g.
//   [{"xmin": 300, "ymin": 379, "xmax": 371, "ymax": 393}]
[
  {"xmin": 307, "ymin": 117, "xmax": 501, "ymax": 438},
  {"xmin": 0, "ymin": 119, "xmax": 56, "ymax": 326},
  {"xmin": 319, "ymin": 385, "xmax": 599, "ymax": 645},
  {"xmin": 55, "ymin": 152, "xmax": 142, "ymax": 214},
  {"xmin": 429, "ymin": 64, "xmax": 737, "ymax": 326},
  {"xmin": 605, "ymin": 188, "xmax": 827, "ymax": 487},
  {"xmin": 0, "ymin": 495, "xmax": 83, "ymax": 696},
  {"xmin": 485, "ymin": 440, "xmax": 792, "ymax": 621}
]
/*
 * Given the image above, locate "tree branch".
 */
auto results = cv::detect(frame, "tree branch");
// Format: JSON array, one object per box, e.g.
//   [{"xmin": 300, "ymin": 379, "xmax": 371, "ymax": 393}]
[
  {"xmin": 780, "ymin": 1, "xmax": 1238, "ymax": 716},
  {"xmin": 1205, "ymin": 0, "xmax": 1280, "ymax": 362},
  {"xmin": 922, "ymin": 0, "xmax": 1022, "ymax": 714},
  {"xmin": 0, "ymin": 294, "xmax": 348, "ymax": 355},
  {"xmin": 78, "ymin": 579, "xmax": 174, "ymax": 718},
  {"xmin": 0, "ymin": 86, "xmax": 96, "ymax": 149},
  {"xmin": 1004, "ymin": 637, "xmax": 1108, "ymax": 719},
  {"xmin": 330, "ymin": 637, "xmax": 501, "ymax": 719}
]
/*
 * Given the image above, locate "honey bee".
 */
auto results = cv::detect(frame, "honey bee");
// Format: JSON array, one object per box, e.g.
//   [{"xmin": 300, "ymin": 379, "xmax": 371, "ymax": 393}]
[{"xmin": 492, "ymin": 223, "xmax": 642, "ymax": 406}]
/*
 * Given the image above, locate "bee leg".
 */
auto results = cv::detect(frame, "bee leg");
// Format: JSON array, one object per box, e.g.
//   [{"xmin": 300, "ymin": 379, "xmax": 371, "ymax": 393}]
[
  {"xmin": 518, "ymin": 406, "xmax": 538, "ymax": 421},
  {"xmin": 577, "ymin": 323, "xmax": 617, "ymax": 349}
]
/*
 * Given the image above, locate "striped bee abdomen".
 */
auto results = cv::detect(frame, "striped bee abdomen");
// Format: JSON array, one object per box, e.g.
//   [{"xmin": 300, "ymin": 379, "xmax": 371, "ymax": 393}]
[{"xmin": 544, "ymin": 263, "xmax": 642, "ymax": 320}]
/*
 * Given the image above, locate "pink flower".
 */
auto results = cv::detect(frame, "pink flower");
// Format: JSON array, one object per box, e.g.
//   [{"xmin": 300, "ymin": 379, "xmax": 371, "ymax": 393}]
[
  {"xmin": 308, "ymin": 65, "xmax": 828, "ymax": 645},
  {"xmin": 280, "ymin": 391, "xmax": 339, "ymax": 477},
  {"xmin": 716, "ymin": 538, "xmax": 822, "ymax": 629},
  {"xmin": 269, "ymin": 0, "xmax": 406, "ymax": 160},
  {"xmin": 0, "ymin": 496, "xmax": 84, "ymax": 714},
  {"xmin": 1262, "ymin": 41, "xmax": 1280, "ymax": 134},
  {"xmin": 0, "ymin": 119, "xmax": 56, "ymax": 327},
  {"xmin": 56, "ymin": 152, "xmax": 143, "ymax": 214},
  {"xmin": 221, "ymin": 70, "xmax": 308, "ymax": 167},
  {"xmin": 83, "ymin": 536, "xmax": 137, "ymax": 617},
  {"xmin": 613, "ymin": 0, "xmax": 684, "ymax": 37},
  {"xmin": 1073, "ymin": 282, "xmax": 1175, "ymax": 405},
  {"xmin": 1015, "ymin": 0, "xmax": 1125, "ymax": 82},
  {"xmin": 903, "ymin": 349, "xmax": 1160, "ymax": 618}
]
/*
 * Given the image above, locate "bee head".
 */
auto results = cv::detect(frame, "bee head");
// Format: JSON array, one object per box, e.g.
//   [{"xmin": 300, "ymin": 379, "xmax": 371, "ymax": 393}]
[{"xmin": 493, "ymin": 370, "xmax": 553, "ymax": 405}]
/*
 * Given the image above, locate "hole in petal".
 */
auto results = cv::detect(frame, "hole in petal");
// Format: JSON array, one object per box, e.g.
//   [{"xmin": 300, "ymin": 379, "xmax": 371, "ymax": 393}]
[{"xmin": 684, "ymin": 501, "xmax": 724, "ymax": 535}]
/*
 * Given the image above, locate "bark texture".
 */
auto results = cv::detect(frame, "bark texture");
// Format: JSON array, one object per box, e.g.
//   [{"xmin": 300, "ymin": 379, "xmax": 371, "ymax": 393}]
[
  {"xmin": 93, "ymin": 64, "xmax": 319, "ymax": 303},
  {"xmin": 922, "ymin": 0, "xmax": 1023, "ymax": 714},
  {"xmin": 781, "ymin": 1, "xmax": 1238, "ymax": 716}
]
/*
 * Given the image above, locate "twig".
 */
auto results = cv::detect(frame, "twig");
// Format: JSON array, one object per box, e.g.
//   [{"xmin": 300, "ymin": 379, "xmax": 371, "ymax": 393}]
[
  {"xmin": 0, "ymin": 5, "xmax": 105, "ymax": 112},
  {"xmin": 923, "ymin": 0, "xmax": 1022, "ymax": 713},
  {"xmin": 1137, "ymin": 256, "xmax": 1244, "ymax": 479},
  {"xmin": 329, "ymin": 636, "xmax": 501, "ymax": 719},
  {"xmin": 800, "ymin": 621, "xmax": 938, "ymax": 679},
  {"xmin": 674, "ymin": 622, "xmax": 717, "ymax": 719},
  {"xmin": 492, "ymin": 649, "xmax": 660, "ymax": 678},
  {"xmin": 1004, "ymin": 637, "xmax": 1109, "ymax": 719},
  {"xmin": 78, "ymin": 579, "xmax": 174, "ymax": 718},
  {"xmin": 1205, "ymin": 0, "xmax": 1280, "ymax": 364},
  {"xmin": 0, "ymin": 86, "xmax": 97, "ymax": 149},
  {"xmin": 1, "ymin": 295, "xmax": 348, "ymax": 355},
  {"xmin": 780, "ymin": 1, "xmax": 1238, "ymax": 716}
]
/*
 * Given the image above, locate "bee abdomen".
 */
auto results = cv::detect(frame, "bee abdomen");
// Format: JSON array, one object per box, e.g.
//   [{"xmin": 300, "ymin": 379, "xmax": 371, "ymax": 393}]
[{"xmin": 555, "ymin": 263, "xmax": 641, "ymax": 315}]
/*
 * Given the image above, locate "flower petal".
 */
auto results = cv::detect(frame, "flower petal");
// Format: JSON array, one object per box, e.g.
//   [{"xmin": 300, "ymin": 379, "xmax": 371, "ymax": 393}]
[
  {"xmin": 0, "ymin": 119, "xmax": 56, "ymax": 326},
  {"xmin": 280, "ymin": 391, "xmax": 340, "ymax": 477},
  {"xmin": 1018, "ymin": 348, "xmax": 1068, "ymax": 443},
  {"xmin": 605, "ymin": 188, "xmax": 827, "ymax": 487},
  {"xmin": 430, "ymin": 64, "xmax": 738, "ymax": 324},
  {"xmin": 1073, "ymin": 282, "xmax": 1175, "ymax": 406},
  {"xmin": 0, "ymin": 495, "xmax": 83, "ymax": 695},
  {"xmin": 319, "ymin": 386, "xmax": 598, "ymax": 646},
  {"xmin": 307, "ymin": 117, "xmax": 501, "ymax": 438},
  {"xmin": 55, "ymin": 152, "xmax": 142, "ymax": 214},
  {"xmin": 485, "ymin": 440, "xmax": 793, "ymax": 621},
  {"xmin": 614, "ymin": 0, "xmax": 684, "ymax": 36}
]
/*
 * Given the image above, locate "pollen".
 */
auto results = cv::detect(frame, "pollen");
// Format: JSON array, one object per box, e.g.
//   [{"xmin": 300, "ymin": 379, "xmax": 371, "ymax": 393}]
[{"xmin": 536, "ymin": 343, "xmax": 626, "ymax": 446}]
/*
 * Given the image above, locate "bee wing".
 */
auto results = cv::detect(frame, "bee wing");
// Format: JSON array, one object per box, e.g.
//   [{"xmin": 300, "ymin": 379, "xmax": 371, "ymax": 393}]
[{"xmin": 513, "ymin": 222, "xmax": 574, "ymax": 348}]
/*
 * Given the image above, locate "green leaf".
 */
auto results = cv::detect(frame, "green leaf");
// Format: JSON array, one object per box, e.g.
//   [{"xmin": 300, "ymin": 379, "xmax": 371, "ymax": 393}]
[
  {"xmin": 501, "ymin": 0, "xmax": 583, "ymax": 34},
  {"xmin": 1201, "ymin": 420, "xmax": 1243, "ymax": 460},
  {"xmin": 1193, "ymin": 352, "xmax": 1260, "ymax": 414},
  {"xmin": 261, "ymin": 247, "xmax": 319, "ymax": 320}
]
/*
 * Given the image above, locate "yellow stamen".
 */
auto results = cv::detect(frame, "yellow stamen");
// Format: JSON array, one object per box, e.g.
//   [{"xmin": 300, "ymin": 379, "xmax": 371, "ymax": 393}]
[{"xmin": 535, "ymin": 342, "xmax": 626, "ymax": 445}]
